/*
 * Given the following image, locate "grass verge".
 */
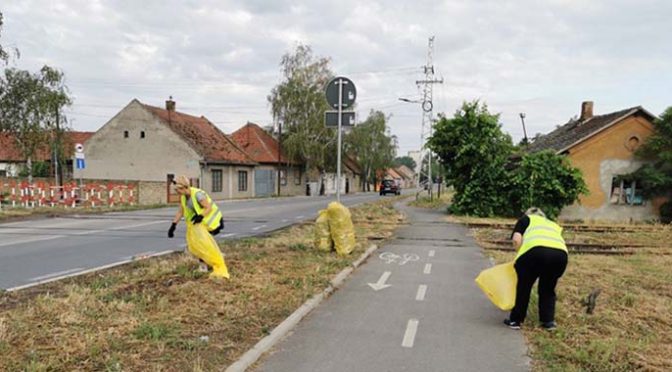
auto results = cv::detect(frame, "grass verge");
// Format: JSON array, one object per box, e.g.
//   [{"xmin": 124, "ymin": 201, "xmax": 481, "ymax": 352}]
[
  {"xmin": 0, "ymin": 198, "xmax": 404, "ymax": 371},
  {"xmin": 457, "ymin": 216, "xmax": 672, "ymax": 371},
  {"xmin": 408, "ymin": 190, "xmax": 453, "ymax": 209}
]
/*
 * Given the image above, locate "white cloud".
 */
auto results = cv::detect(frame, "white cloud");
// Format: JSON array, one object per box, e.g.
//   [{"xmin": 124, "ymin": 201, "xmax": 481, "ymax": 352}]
[{"xmin": 1, "ymin": 0, "xmax": 670, "ymax": 154}]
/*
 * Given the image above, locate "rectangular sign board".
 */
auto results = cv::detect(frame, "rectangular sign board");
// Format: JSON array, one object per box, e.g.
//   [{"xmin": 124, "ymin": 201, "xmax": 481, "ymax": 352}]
[{"xmin": 325, "ymin": 111, "xmax": 356, "ymax": 127}]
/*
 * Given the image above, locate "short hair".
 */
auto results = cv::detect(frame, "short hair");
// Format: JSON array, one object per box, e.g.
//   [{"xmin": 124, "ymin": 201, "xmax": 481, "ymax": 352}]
[{"xmin": 525, "ymin": 207, "xmax": 546, "ymax": 218}]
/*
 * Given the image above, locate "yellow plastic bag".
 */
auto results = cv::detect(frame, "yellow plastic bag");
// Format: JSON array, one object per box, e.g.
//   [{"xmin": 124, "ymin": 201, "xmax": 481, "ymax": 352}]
[
  {"xmin": 475, "ymin": 261, "xmax": 517, "ymax": 310},
  {"xmin": 327, "ymin": 201, "xmax": 356, "ymax": 256},
  {"xmin": 314, "ymin": 209, "xmax": 333, "ymax": 252},
  {"xmin": 186, "ymin": 223, "xmax": 230, "ymax": 279}
]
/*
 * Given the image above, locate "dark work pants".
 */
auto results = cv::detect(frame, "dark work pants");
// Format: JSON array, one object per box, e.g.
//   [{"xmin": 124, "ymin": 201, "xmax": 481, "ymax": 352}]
[{"xmin": 509, "ymin": 247, "xmax": 568, "ymax": 323}]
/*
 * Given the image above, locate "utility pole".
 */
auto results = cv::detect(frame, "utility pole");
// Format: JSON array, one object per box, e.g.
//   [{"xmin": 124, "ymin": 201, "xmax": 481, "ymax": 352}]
[
  {"xmin": 417, "ymin": 36, "xmax": 443, "ymax": 201},
  {"xmin": 277, "ymin": 121, "xmax": 282, "ymax": 196},
  {"xmin": 519, "ymin": 113, "xmax": 529, "ymax": 146}
]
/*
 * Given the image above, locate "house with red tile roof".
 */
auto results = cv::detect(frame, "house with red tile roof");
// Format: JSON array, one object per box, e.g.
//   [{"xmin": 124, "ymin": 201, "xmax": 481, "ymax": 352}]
[
  {"xmin": 77, "ymin": 98, "xmax": 258, "ymax": 200},
  {"xmin": 230, "ymin": 122, "xmax": 305, "ymax": 196},
  {"xmin": 0, "ymin": 131, "xmax": 94, "ymax": 178},
  {"xmin": 529, "ymin": 101, "xmax": 664, "ymax": 221}
]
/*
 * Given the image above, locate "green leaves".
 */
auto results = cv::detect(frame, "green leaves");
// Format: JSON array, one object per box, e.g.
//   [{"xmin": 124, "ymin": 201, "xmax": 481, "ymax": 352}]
[
  {"xmin": 345, "ymin": 110, "xmax": 396, "ymax": 186},
  {"xmin": 429, "ymin": 100, "xmax": 587, "ymax": 218},
  {"xmin": 268, "ymin": 45, "xmax": 335, "ymax": 173},
  {"xmin": 624, "ymin": 106, "xmax": 672, "ymax": 203},
  {"xmin": 0, "ymin": 65, "xmax": 72, "ymax": 181}
]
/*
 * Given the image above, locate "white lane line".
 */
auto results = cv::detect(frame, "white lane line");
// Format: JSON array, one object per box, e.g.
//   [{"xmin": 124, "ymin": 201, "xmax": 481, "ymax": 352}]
[
  {"xmin": 281, "ymin": 219, "xmax": 288, "ymax": 223},
  {"xmin": 295, "ymin": 215, "xmax": 305, "ymax": 220},
  {"xmin": 251, "ymin": 225, "xmax": 267, "ymax": 231},
  {"xmin": 0, "ymin": 235, "xmax": 66, "ymax": 248},
  {"xmin": 416, "ymin": 285, "xmax": 428, "ymax": 301},
  {"xmin": 222, "ymin": 233, "xmax": 236, "ymax": 238},
  {"xmin": 423, "ymin": 263, "xmax": 432, "ymax": 274},
  {"xmin": 0, "ymin": 220, "xmax": 166, "ymax": 248},
  {"xmin": 402, "ymin": 319, "xmax": 419, "ymax": 348},
  {"xmin": 30, "ymin": 268, "xmax": 84, "ymax": 281},
  {"xmin": 428, "ymin": 250, "xmax": 435, "ymax": 257}
]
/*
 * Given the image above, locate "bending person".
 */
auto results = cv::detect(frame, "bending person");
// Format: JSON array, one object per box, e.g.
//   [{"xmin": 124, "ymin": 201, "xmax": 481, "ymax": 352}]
[{"xmin": 504, "ymin": 207, "xmax": 568, "ymax": 330}]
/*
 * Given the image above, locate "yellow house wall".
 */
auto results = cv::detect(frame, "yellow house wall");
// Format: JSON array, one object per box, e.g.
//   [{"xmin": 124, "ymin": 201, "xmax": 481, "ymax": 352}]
[{"xmin": 561, "ymin": 114, "xmax": 659, "ymax": 221}]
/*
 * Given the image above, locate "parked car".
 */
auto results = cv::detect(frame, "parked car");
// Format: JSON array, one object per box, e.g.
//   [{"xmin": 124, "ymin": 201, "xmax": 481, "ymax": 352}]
[{"xmin": 379, "ymin": 179, "xmax": 400, "ymax": 196}]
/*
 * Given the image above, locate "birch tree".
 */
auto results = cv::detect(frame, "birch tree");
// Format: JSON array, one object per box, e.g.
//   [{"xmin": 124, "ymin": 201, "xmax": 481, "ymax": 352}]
[{"xmin": 268, "ymin": 45, "xmax": 335, "ymax": 176}]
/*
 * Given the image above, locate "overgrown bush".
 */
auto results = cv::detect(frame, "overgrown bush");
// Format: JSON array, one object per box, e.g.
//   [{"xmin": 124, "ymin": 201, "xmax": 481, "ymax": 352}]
[
  {"xmin": 508, "ymin": 151, "xmax": 588, "ymax": 219},
  {"xmin": 429, "ymin": 100, "xmax": 587, "ymax": 218}
]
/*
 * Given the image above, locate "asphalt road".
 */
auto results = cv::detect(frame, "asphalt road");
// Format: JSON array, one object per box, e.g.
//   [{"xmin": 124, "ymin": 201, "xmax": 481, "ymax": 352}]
[
  {"xmin": 0, "ymin": 192, "xmax": 384, "ymax": 290},
  {"xmin": 257, "ymin": 203, "xmax": 529, "ymax": 372}
]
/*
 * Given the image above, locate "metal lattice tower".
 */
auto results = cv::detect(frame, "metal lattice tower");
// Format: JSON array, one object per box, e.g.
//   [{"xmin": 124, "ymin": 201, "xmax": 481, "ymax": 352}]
[{"xmin": 417, "ymin": 36, "xmax": 443, "ymax": 199}]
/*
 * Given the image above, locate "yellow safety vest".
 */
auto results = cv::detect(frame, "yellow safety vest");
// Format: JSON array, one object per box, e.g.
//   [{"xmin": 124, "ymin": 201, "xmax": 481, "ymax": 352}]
[
  {"xmin": 181, "ymin": 187, "xmax": 222, "ymax": 231},
  {"xmin": 515, "ymin": 215, "xmax": 568, "ymax": 261}
]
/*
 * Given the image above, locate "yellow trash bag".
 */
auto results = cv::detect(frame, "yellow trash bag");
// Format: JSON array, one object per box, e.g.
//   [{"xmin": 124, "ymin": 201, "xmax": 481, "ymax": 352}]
[
  {"xmin": 475, "ymin": 261, "xmax": 517, "ymax": 311},
  {"xmin": 186, "ymin": 223, "xmax": 230, "ymax": 279},
  {"xmin": 327, "ymin": 201, "xmax": 356, "ymax": 256},
  {"xmin": 314, "ymin": 209, "xmax": 333, "ymax": 252}
]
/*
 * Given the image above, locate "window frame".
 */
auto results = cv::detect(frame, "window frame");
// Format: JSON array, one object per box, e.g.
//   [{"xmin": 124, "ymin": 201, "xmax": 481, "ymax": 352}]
[
  {"xmin": 238, "ymin": 170, "xmax": 248, "ymax": 192},
  {"xmin": 212, "ymin": 169, "xmax": 223, "ymax": 193}
]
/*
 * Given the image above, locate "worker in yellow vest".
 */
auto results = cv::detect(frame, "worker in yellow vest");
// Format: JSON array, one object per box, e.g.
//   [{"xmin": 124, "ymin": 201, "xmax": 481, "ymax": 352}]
[
  {"xmin": 168, "ymin": 176, "xmax": 224, "ymax": 269},
  {"xmin": 503, "ymin": 207, "xmax": 568, "ymax": 330}
]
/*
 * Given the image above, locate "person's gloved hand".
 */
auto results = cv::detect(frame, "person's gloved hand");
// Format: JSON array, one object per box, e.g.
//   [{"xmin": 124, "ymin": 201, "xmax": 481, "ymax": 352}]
[
  {"xmin": 191, "ymin": 214, "xmax": 204, "ymax": 224},
  {"xmin": 168, "ymin": 222, "xmax": 177, "ymax": 238}
]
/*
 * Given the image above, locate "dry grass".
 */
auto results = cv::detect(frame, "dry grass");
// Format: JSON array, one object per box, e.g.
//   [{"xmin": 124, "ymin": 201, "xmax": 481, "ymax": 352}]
[
  {"xmin": 0, "ymin": 199, "xmax": 403, "ymax": 371},
  {"xmin": 408, "ymin": 190, "xmax": 454, "ymax": 209},
  {"xmin": 462, "ymin": 217, "xmax": 672, "ymax": 371}
]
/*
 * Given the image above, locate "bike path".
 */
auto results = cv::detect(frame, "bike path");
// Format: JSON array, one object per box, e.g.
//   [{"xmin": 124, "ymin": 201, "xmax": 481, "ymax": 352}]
[{"xmin": 256, "ymin": 203, "xmax": 529, "ymax": 372}]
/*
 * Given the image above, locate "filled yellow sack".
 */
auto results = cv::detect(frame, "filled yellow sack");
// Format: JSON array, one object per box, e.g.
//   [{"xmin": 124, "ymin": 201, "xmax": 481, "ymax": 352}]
[
  {"xmin": 314, "ymin": 209, "xmax": 333, "ymax": 252},
  {"xmin": 186, "ymin": 223, "xmax": 230, "ymax": 279},
  {"xmin": 475, "ymin": 261, "xmax": 517, "ymax": 310},
  {"xmin": 327, "ymin": 201, "xmax": 356, "ymax": 256}
]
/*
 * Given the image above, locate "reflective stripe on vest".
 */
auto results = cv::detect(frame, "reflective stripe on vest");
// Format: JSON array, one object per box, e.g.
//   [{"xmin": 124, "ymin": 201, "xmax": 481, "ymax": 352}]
[
  {"xmin": 181, "ymin": 187, "xmax": 222, "ymax": 231},
  {"xmin": 515, "ymin": 215, "xmax": 568, "ymax": 261}
]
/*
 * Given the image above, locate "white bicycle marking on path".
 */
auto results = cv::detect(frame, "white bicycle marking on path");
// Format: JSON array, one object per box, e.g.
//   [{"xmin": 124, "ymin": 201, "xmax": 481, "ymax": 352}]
[{"xmin": 379, "ymin": 252, "xmax": 420, "ymax": 265}]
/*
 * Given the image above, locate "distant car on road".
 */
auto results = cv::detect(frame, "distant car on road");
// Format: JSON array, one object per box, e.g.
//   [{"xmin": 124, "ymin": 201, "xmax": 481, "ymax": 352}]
[{"xmin": 379, "ymin": 179, "xmax": 401, "ymax": 196}]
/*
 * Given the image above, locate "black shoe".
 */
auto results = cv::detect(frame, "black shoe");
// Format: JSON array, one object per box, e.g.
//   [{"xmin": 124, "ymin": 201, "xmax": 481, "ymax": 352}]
[
  {"xmin": 541, "ymin": 321, "xmax": 557, "ymax": 330},
  {"xmin": 503, "ymin": 319, "xmax": 521, "ymax": 330}
]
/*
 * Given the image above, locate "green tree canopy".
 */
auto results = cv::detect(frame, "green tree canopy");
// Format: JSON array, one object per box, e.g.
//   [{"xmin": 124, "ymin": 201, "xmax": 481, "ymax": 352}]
[
  {"xmin": 428, "ymin": 101, "xmax": 513, "ymax": 216},
  {"xmin": 0, "ymin": 65, "xmax": 72, "ymax": 182},
  {"xmin": 429, "ymin": 100, "xmax": 587, "ymax": 218},
  {"xmin": 268, "ymin": 44, "xmax": 335, "ymax": 174},
  {"xmin": 508, "ymin": 151, "xmax": 587, "ymax": 219},
  {"xmin": 393, "ymin": 156, "xmax": 416, "ymax": 171},
  {"xmin": 345, "ymin": 110, "xmax": 396, "ymax": 190},
  {"xmin": 624, "ymin": 107, "xmax": 672, "ymax": 198}
]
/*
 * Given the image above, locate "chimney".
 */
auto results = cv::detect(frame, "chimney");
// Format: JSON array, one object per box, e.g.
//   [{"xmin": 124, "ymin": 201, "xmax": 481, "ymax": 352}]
[
  {"xmin": 580, "ymin": 101, "xmax": 594, "ymax": 121},
  {"xmin": 166, "ymin": 96, "xmax": 176, "ymax": 111}
]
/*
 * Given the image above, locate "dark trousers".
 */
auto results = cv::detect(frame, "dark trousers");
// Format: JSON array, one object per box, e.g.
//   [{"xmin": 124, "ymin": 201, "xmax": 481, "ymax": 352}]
[{"xmin": 509, "ymin": 247, "xmax": 568, "ymax": 323}]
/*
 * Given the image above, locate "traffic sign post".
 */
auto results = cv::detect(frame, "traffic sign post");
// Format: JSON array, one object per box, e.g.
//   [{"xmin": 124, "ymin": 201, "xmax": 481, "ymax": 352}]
[
  {"xmin": 325, "ymin": 77, "xmax": 357, "ymax": 203},
  {"xmin": 325, "ymin": 111, "xmax": 355, "ymax": 127}
]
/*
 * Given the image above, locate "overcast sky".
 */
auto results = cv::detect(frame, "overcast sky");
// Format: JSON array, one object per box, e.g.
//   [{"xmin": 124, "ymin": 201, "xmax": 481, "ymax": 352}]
[{"xmin": 2, "ymin": 0, "xmax": 670, "ymax": 155}]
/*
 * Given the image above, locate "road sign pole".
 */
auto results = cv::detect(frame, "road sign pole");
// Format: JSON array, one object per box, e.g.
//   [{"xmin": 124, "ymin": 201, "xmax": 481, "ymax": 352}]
[{"xmin": 337, "ymin": 78, "xmax": 343, "ymax": 203}]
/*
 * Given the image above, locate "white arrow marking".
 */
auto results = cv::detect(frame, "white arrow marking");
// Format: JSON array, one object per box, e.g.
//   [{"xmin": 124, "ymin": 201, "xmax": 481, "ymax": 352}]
[
  {"xmin": 402, "ymin": 319, "xmax": 419, "ymax": 348},
  {"xmin": 368, "ymin": 271, "xmax": 392, "ymax": 291}
]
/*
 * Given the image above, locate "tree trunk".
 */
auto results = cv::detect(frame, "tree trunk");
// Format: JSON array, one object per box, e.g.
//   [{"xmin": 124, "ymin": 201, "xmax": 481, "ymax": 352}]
[{"xmin": 27, "ymin": 156, "xmax": 33, "ymax": 184}]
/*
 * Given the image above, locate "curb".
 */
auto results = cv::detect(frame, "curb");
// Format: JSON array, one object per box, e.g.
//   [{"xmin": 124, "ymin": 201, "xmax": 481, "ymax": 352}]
[
  {"xmin": 5, "ymin": 250, "xmax": 178, "ymax": 292},
  {"xmin": 225, "ymin": 243, "xmax": 379, "ymax": 372}
]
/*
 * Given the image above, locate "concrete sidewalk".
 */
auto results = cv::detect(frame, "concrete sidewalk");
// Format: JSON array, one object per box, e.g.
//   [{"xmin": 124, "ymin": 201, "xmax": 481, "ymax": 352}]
[{"xmin": 255, "ymin": 203, "xmax": 529, "ymax": 372}]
